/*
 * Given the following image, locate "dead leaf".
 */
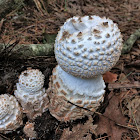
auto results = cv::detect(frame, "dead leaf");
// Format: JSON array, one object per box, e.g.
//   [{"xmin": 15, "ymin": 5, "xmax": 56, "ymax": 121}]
[
  {"xmin": 126, "ymin": 96, "xmax": 140, "ymax": 128},
  {"xmin": 60, "ymin": 116, "xmax": 97, "ymax": 140},
  {"xmin": 96, "ymin": 91, "xmax": 129, "ymax": 140},
  {"xmin": 118, "ymin": 73, "xmax": 131, "ymax": 84},
  {"xmin": 103, "ymin": 71, "xmax": 118, "ymax": 83}
]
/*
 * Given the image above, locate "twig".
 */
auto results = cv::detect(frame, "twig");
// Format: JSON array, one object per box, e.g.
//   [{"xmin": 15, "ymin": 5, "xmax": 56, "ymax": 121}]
[
  {"xmin": 0, "ymin": 18, "xmax": 4, "ymax": 33},
  {"xmin": 131, "ymin": 110, "xmax": 140, "ymax": 137},
  {"xmin": 108, "ymin": 82, "xmax": 140, "ymax": 90},
  {"xmin": 95, "ymin": 135, "xmax": 111, "ymax": 140},
  {"xmin": 67, "ymin": 100, "xmax": 137, "ymax": 131},
  {"xmin": 118, "ymin": 72, "xmax": 133, "ymax": 83},
  {"xmin": 0, "ymin": 133, "xmax": 10, "ymax": 140},
  {"xmin": 122, "ymin": 28, "xmax": 140, "ymax": 54}
]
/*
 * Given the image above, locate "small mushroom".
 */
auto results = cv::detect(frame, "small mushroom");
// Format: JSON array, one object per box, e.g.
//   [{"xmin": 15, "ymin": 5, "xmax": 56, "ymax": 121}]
[
  {"xmin": 0, "ymin": 94, "xmax": 23, "ymax": 134},
  {"xmin": 48, "ymin": 15, "xmax": 123, "ymax": 122},
  {"xmin": 23, "ymin": 122, "xmax": 37, "ymax": 139},
  {"xmin": 14, "ymin": 68, "xmax": 49, "ymax": 120}
]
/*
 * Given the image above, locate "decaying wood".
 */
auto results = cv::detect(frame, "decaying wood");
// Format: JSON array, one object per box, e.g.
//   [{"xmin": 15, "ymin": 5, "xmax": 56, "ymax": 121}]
[
  {"xmin": 0, "ymin": 43, "xmax": 54, "ymax": 59},
  {"xmin": 108, "ymin": 82, "xmax": 140, "ymax": 90},
  {"xmin": 0, "ymin": 26, "xmax": 139, "ymax": 59},
  {"xmin": 122, "ymin": 28, "xmax": 140, "ymax": 54}
]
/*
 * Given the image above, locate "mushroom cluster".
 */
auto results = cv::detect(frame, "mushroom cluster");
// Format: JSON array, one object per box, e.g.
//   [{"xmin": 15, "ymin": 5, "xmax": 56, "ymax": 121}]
[
  {"xmin": 48, "ymin": 15, "xmax": 123, "ymax": 122},
  {"xmin": 14, "ymin": 68, "xmax": 49, "ymax": 120},
  {"xmin": 0, "ymin": 94, "xmax": 23, "ymax": 134}
]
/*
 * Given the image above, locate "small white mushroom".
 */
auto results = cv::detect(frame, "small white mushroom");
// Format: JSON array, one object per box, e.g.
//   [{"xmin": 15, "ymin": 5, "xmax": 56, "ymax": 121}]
[
  {"xmin": 18, "ymin": 68, "xmax": 45, "ymax": 92},
  {"xmin": 14, "ymin": 68, "xmax": 49, "ymax": 120},
  {"xmin": 48, "ymin": 15, "xmax": 123, "ymax": 122},
  {"xmin": 0, "ymin": 94, "xmax": 23, "ymax": 134}
]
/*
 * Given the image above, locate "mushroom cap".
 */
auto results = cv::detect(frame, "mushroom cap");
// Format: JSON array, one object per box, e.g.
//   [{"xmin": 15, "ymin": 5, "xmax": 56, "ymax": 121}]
[
  {"xmin": 0, "ymin": 94, "xmax": 23, "ymax": 134},
  {"xmin": 55, "ymin": 15, "xmax": 123, "ymax": 78},
  {"xmin": 18, "ymin": 68, "xmax": 45, "ymax": 92}
]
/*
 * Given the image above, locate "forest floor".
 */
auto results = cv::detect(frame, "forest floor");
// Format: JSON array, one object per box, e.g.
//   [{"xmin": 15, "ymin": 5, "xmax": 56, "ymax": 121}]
[{"xmin": 0, "ymin": 0, "xmax": 140, "ymax": 140}]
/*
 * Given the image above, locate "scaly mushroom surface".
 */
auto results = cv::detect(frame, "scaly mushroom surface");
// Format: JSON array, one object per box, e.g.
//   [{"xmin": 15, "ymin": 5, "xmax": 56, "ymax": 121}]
[
  {"xmin": 0, "ymin": 94, "xmax": 23, "ymax": 134},
  {"xmin": 55, "ymin": 15, "xmax": 123, "ymax": 78},
  {"xmin": 48, "ymin": 15, "xmax": 123, "ymax": 122},
  {"xmin": 14, "ymin": 68, "xmax": 49, "ymax": 120},
  {"xmin": 48, "ymin": 65, "xmax": 105, "ymax": 121}
]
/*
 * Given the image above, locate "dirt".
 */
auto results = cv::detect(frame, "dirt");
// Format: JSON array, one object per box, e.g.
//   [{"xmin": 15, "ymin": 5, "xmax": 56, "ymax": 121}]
[{"xmin": 0, "ymin": 0, "xmax": 140, "ymax": 140}]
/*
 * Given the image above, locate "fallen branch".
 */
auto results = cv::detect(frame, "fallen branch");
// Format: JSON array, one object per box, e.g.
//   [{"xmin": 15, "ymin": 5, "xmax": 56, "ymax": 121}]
[
  {"xmin": 122, "ymin": 28, "xmax": 140, "ymax": 54},
  {"xmin": 0, "ymin": 43, "xmax": 54, "ymax": 59},
  {"xmin": 0, "ymin": 28, "xmax": 139, "ymax": 59},
  {"xmin": 108, "ymin": 82, "xmax": 140, "ymax": 90}
]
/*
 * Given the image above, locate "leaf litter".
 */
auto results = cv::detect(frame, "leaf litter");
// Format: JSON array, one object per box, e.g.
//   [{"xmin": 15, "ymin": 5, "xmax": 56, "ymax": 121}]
[{"xmin": 0, "ymin": 0, "xmax": 140, "ymax": 140}]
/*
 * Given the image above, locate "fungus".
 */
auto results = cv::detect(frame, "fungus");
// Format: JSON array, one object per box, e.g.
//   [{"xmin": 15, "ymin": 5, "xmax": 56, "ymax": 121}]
[
  {"xmin": 0, "ymin": 94, "xmax": 23, "ymax": 134},
  {"xmin": 55, "ymin": 15, "xmax": 123, "ymax": 78},
  {"xmin": 23, "ymin": 122, "xmax": 37, "ymax": 139},
  {"xmin": 14, "ymin": 68, "xmax": 49, "ymax": 120},
  {"xmin": 48, "ymin": 15, "xmax": 123, "ymax": 122}
]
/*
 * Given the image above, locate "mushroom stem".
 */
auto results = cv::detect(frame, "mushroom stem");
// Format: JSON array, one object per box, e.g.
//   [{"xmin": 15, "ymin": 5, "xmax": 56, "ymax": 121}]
[
  {"xmin": 48, "ymin": 65, "xmax": 105, "ymax": 122},
  {"xmin": 56, "ymin": 65, "xmax": 105, "ymax": 99}
]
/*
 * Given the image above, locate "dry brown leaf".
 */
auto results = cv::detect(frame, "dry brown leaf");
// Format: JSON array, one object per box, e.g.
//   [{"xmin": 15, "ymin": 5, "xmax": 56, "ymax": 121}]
[
  {"xmin": 118, "ymin": 73, "xmax": 131, "ymax": 84},
  {"xmin": 126, "ymin": 96, "xmax": 140, "ymax": 128},
  {"xmin": 103, "ymin": 71, "xmax": 118, "ymax": 83},
  {"xmin": 96, "ymin": 91, "xmax": 129, "ymax": 140},
  {"xmin": 60, "ymin": 116, "xmax": 97, "ymax": 140}
]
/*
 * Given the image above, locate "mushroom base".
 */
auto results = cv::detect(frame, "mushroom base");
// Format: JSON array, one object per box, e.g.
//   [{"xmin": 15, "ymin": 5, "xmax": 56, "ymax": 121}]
[
  {"xmin": 48, "ymin": 88, "xmax": 104, "ymax": 122},
  {"xmin": 48, "ymin": 66, "xmax": 105, "ymax": 122},
  {"xmin": 14, "ymin": 86, "xmax": 49, "ymax": 120}
]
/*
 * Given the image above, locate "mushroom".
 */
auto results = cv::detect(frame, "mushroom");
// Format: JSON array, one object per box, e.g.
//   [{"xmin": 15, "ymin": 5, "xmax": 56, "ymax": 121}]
[
  {"xmin": 23, "ymin": 122, "xmax": 37, "ymax": 139},
  {"xmin": 0, "ymin": 94, "xmax": 23, "ymax": 134},
  {"xmin": 55, "ymin": 15, "xmax": 123, "ymax": 78},
  {"xmin": 48, "ymin": 15, "xmax": 123, "ymax": 122},
  {"xmin": 14, "ymin": 68, "xmax": 49, "ymax": 120}
]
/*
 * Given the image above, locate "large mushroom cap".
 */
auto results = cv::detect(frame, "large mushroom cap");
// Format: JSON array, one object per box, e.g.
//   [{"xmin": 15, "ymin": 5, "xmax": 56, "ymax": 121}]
[
  {"xmin": 55, "ymin": 15, "xmax": 123, "ymax": 78},
  {"xmin": 0, "ymin": 94, "xmax": 23, "ymax": 134},
  {"xmin": 18, "ymin": 68, "xmax": 45, "ymax": 92}
]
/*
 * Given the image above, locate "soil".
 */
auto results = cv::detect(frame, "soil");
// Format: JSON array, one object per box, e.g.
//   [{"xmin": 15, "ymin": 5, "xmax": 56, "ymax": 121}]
[{"xmin": 0, "ymin": 0, "xmax": 140, "ymax": 140}]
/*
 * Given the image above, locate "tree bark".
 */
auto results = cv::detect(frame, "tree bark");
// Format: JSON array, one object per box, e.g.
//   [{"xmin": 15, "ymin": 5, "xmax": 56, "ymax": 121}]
[
  {"xmin": 0, "ymin": 43, "xmax": 54, "ymax": 59},
  {"xmin": 122, "ymin": 28, "xmax": 140, "ymax": 54}
]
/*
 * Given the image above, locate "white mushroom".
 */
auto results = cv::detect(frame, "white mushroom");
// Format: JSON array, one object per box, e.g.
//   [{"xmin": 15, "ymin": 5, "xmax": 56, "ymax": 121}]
[
  {"xmin": 0, "ymin": 94, "xmax": 23, "ymax": 134},
  {"xmin": 18, "ymin": 68, "xmax": 45, "ymax": 92},
  {"xmin": 14, "ymin": 68, "xmax": 49, "ymax": 120},
  {"xmin": 48, "ymin": 15, "xmax": 123, "ymax": 122},
  {"xmin": 55, "ymin": 15, "xmax": 123, "ymax": 78},
  {"xmin": 48, "ymin": 65, "xmax": 105, "ymax": 121}
]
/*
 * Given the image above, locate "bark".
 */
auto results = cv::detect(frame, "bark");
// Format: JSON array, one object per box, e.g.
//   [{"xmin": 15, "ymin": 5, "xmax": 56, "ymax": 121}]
[
  {"xmin": 122, "ymin": 28, "xmax": 140, "ymax": 54},
  {"xmin": 0, "ymin": 43, "xmax": 54, "ymax": 59},
  {"xmin": 0, "ymin": 28, "xmax": 139, "ymax": 59}
]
